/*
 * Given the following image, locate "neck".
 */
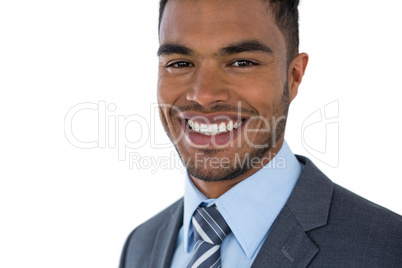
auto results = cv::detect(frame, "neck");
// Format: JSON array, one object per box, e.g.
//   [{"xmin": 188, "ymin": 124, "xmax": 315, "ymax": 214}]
[{"xmin": 190, "ymin": 138, "xmax": 285, "ymax": 199}]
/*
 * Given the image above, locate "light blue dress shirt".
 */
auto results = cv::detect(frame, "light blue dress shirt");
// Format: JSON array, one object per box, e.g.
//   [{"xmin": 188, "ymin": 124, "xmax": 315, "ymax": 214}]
[{"xmin": 170, "ymin": 141, "xmax": 303, "ymax": 268}]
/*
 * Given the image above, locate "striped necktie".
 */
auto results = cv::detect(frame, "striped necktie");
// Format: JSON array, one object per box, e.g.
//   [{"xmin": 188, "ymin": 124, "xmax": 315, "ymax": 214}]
[{"xmin": 186, "ymin": 205, "xmax": 231, "ymax": 268}]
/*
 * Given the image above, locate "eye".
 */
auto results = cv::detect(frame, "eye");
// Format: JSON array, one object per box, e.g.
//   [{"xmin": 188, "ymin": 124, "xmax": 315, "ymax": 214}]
[
  {"xmin": 230, "ymin": 59, "xmax": 259, "ymax": 67},
  {"xmin": 166, "ymin": 61, "xmax": 194, "ymax": 68}
]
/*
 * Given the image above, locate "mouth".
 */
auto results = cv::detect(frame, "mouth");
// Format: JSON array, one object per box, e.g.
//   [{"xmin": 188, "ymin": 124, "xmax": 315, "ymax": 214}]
[
  {"xmin": 187, "ymin": 119, "xmax": 243, "ymax": 136},
  {"xmin": 177, "ymin": 112, "xmax": 247, "ymax": 147}
]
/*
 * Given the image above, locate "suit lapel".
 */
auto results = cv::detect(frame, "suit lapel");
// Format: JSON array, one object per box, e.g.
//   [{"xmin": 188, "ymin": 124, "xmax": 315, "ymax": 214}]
[
  {"xmin": 251, "ymin": 206, "xmax": 319, "ymax": 267},
  {"xmin": 149, "ymin": 199, "xmax": 184, "ymax": 268},
  {"xmin": 252, "ymin": 156, "xmax": 334, "ymax": 268}
]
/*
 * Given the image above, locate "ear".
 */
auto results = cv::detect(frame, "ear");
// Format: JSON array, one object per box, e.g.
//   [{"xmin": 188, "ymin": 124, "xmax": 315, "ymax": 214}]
[{"xmin": 288, "ymin": 53, "xmax": 309, "ymax": 103}]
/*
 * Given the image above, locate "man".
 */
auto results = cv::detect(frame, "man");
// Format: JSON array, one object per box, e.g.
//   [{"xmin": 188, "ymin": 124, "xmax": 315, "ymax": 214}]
[{"xmin": 120, "ymin": 0, "xmax": 402, "ymax": 267}]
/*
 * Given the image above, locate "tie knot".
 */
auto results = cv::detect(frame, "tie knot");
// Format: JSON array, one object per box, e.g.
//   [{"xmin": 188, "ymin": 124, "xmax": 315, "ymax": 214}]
[{"xmin": 192, "ymin": 206, "xmax": 231, "ymax": 245}]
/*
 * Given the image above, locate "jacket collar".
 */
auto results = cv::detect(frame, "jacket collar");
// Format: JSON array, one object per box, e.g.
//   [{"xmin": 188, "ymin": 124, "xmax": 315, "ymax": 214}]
[{"xmin": 252, "ymin": 155, "xmax": 334, "ymax": 267}]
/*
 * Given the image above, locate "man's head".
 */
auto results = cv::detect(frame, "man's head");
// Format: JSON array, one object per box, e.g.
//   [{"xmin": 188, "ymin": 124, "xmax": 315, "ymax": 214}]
[{"xmin": 156, "ymin": 0, "xmax": 308, "ymax": 193}]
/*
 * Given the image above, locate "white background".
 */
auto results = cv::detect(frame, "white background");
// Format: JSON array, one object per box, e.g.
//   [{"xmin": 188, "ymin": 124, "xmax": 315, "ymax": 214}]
[{"xmin": 1, "ymin": 1, "xmax": 401, "ymax": 267}]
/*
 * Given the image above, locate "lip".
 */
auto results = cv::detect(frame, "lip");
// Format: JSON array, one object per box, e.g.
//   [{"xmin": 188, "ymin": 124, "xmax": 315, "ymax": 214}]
[{"xmin": 179, "ymin": 112, "xmax": 248, "ymax": 123}]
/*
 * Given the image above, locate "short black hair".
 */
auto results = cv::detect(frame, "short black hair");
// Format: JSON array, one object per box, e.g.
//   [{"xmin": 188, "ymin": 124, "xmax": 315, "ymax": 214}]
[{"xmin": 158, "ymin": 0, "xmax": 300, "ymax": 63}]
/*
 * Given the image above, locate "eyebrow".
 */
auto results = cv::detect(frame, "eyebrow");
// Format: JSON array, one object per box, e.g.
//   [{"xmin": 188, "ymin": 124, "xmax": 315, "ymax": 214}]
[
  {"xmin": 157, "ymin": 44, "xmax": 194, "ymax": 56},
  {"xmin": 157, "ymin": 40, "xmax": 273, "ymax": 57},
  {"xmin": 219, "ymin": 40, "xmax": 273, "ymax": 55}
]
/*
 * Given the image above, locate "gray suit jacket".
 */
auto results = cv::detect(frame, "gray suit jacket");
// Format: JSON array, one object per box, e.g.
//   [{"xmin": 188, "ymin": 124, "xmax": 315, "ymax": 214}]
[{"xmin": 120, "ymin": 156, "xmax": 402, "ymax": 267}]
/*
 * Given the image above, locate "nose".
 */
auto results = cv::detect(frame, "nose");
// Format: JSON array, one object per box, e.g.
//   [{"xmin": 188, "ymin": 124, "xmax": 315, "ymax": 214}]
[{"xmin": 186, "ymin": 64, "xmax": 230, "ymax": 106}]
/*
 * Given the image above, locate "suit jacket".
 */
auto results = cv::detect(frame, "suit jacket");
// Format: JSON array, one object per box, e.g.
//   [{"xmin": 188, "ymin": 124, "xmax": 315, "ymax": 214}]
[{"xmin": 120, "ymin": 156, "xmax": 402, "ymax": 267}]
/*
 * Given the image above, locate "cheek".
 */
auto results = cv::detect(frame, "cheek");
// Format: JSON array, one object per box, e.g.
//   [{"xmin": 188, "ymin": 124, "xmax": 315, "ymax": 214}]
[
  {"xmin": 157, "ymin": 77, "xmax": 185, "ymax": 132},
  {"xmin": 157, "ymin": 73, "xmax": 168, "ymax": 103},
  {"xmin": 158, "ymin": 107, "xmax": 168, "ymax": 128},
  {"xmin": 234, "ymin": 79, "xmax": 281, "ymax": 115},
  {"xmin": 157, "ymin": 82, "xmax": 173, "ymax": 125},
  {"xmin": 157, "ymin": 73, "xmax": 186, "ymax": 104}
]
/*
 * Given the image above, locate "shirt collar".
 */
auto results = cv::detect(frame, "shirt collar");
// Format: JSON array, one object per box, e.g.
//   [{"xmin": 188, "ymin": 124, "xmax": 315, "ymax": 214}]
[{"xmin": 182, "ymin": 141, "xmax": 302, "ymax": 258}]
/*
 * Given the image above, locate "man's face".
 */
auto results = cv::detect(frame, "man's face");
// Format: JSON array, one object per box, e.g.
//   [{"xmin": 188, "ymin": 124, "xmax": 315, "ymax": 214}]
[{"xmin": 157, "ymin": 0, "xmax": 293, "ymax": 182}]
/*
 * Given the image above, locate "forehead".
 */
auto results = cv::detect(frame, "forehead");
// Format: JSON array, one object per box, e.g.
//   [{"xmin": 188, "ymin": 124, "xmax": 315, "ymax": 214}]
[{"xmin": 159, "ymin": 0, "xmax": 285, "ymax": 55}]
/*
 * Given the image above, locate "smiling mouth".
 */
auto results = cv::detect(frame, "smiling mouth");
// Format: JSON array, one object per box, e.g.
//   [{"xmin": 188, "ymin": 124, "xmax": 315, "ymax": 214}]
[{"xmin": 187, "ymin": 119, "xmax": 243, "ymax": 136}]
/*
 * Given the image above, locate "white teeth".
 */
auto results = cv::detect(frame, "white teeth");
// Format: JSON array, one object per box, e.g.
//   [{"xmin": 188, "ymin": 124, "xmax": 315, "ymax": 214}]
[
  {"xmin": 227, "ymin": 121, "xmax": 233, "ymax": 131},
  {"xmin": 188, "ymin": 119, "xmax": 242, "ymax": 136},
  {"xmin": 219, "ymin": 122, "xmax": 226, "ymax": 132},
  {"xmin": 200, "ymin": 124, "xmax": 209, "ymax": 133},
  {"xmin": 210, "ymin": 124, "xmax": 218, "ymax": 132},
  {"xmin": 189, "ymin": 120, "xmax": 194, "ymax": 128},
  {"xmin": 194, "ymin": 122, "xmax": 200, "ymax": 131}
]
